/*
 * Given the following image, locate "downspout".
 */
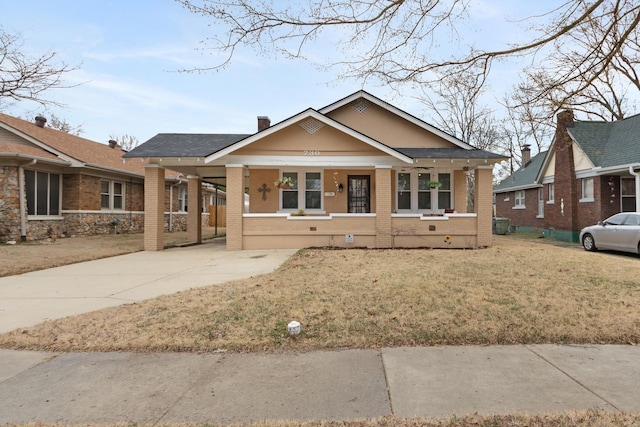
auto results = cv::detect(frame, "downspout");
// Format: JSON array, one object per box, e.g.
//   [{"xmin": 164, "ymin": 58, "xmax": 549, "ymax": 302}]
[
  {"xmin": 630, "ymin": 165, "xmax": 640, "ymax": 212},
  {"xmin": 18, "ymin": 159, "xmax": 37, "ymax": 241},
  {"xmin": 169, "ymin": 174, "xmax": 185, "ymax": 232}
]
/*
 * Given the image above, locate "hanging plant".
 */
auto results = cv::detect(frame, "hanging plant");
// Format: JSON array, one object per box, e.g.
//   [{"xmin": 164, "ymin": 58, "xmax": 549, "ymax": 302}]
[{"xmin": 274, "ymin": 176, "xmax": 295, "ymax": 189}]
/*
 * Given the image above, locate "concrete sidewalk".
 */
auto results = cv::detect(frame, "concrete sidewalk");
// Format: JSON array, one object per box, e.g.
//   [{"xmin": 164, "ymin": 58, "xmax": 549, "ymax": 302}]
[
  {"xmin": 1, "ymin": 344, "xmax": 640, "ymax": 424},
  {"xmin": 0, "ymin": 238, "xmax": 297, "ymax": 333}
]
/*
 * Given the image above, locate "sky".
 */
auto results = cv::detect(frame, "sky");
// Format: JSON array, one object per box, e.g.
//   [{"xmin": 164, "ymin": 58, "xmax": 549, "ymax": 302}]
[{"xmin": 2, "ymin": 0, "xmax": 552, "ymax": 145}]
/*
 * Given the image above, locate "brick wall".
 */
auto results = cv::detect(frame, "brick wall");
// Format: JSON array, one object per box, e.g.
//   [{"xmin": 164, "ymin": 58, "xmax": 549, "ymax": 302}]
[{"xmin": 496, "ymin": 187, "xmax": 545, "ymax": 230}]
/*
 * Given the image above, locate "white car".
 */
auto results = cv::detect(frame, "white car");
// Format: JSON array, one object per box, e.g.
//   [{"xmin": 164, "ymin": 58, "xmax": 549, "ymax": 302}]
[{"xmin": 580, "ymin": 212, "xmax": 640, "ymax": 255}]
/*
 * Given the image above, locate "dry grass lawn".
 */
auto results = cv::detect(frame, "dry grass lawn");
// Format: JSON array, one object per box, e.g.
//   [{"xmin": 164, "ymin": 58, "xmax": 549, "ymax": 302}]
[
  {"xmin": 6, "ymin": 410, "xmax": 640, "ymax": 426},
  {"xmin": 1, "ymin": 236, "xmax": 639, "ymax": 352},
  {"xmin": 0, "ymin": 227, "xmax": 223, "ymax": 277}
]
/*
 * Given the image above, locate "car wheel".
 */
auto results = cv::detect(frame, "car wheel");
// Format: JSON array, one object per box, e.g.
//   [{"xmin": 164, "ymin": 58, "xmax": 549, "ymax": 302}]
[{"xmin": 582, "ymin": 233, "xmax": 597, "ymax": 251}]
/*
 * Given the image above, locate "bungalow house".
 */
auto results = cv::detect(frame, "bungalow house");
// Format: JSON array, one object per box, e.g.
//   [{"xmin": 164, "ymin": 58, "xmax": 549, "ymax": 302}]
[
  {"xmin": 0, "ymin": 113, "xmax": 223, "ymax": 243},
  {"xmin": 494, "ymin": 110, "xmax": 640, "ymax": 242},
  {"xmin": 125, "ymin": 91, "xmax": 506, "ymax": 250}
]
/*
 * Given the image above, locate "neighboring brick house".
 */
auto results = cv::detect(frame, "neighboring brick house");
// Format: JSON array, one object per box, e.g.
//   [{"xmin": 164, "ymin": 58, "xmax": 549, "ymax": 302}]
[
  {"xmin": 0, "ymin": 113, "xmax": 223, "ymax": 243},
  {"xmin": 494, "ymin": 110, "xmax": 640, "ymax": 242}
]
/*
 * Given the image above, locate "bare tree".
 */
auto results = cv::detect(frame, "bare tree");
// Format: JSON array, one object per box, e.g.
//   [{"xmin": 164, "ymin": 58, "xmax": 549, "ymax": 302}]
[
  {"xmin": 511, "ymin": 4, "xmax": 640, "ymax": 122},
  {"xmin": 46, "ymin": 113, "xmax": 84, "ymax": 135},
  {"xmin": 109, "ymin": 134, "xmax": 140, "ymax": 151},
  {"xmin": 176, "ymin": 0, "xmax": 640, "ymax": 94},
  {"xmin": 418, "ymin": 70, "xmax": 507, "ymax": 209},
  {"xmin": 0, "ymin": 27, "xmax": 77, "ymax": 108}
]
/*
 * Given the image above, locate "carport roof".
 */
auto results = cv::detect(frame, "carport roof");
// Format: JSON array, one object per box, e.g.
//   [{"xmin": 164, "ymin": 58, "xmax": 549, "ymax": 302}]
[{"xmin": 123, "ymin": 133, "xmax": 251, "ymax": 158}]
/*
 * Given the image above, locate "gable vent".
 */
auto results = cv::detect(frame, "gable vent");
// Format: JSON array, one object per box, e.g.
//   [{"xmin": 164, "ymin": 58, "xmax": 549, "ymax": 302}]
[
  {"xmin": 299, "ymin": 118, "xmax": 324, "ymax": 135},
  {"xmin": 351, "ymin": 98, "xmax": 370, "ymax": 113}
]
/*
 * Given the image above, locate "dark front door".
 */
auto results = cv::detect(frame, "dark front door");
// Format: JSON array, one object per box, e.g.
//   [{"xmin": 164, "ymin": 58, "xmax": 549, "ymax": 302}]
[{"xmin": 348, "ymin": 175, "xmax": 370, "ymax": 213}]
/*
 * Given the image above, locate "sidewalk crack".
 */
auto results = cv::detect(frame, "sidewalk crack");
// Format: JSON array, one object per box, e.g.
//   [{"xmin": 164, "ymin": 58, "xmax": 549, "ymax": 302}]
[{"xmin": 525, "ymin": 345, "xmax": 619, "ymax": 411}]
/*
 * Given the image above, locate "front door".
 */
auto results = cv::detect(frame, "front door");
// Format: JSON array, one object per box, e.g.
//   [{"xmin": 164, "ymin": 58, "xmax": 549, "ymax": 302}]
[{"xmin": 348, "ymin": 175, "xmax": 370, "ymax": 213}]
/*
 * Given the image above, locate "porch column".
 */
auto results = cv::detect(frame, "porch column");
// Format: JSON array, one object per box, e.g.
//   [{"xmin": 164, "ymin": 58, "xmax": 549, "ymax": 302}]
[
  {"xmin": 187, "ymin": 175, "xmax": 202, "ymax": 244},
  {"xmin": 375, "ymin": 166, "xmax": 393, "ymax": 248},
  {"xmin": 475, "ymin": 166, "xmax": 493, "ymax": 247},
  {"xmin": 144, "ymin": 164, "xmax": 165, "ymax": 251},
  {"xmin": 226, "ymin": 164, "xmax": 245, "ymax": 250}
]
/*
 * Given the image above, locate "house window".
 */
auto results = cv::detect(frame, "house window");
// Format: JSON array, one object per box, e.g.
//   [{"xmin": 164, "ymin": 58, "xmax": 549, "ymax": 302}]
[
  {"xmin": 437, "ymin": 173, "xmax": 451, "ymax": 210},
  {"xmin": 178, "ymin": 187, "xmax": 188, "ymax": 212},
  {"xmin": 514, "ymin": 190, "xmax": 525, "ymax": 208},
  {"xmin": 581, "ymin": 178, "xmax": 594, "ymax": 202},
  {"xmin": 547, "ymin": 183, "xmax": 555, "ymax": 204},
  {"xmin": 621, "ymin": 178, "xmax": 636, "ymax": 212},
  {"xmin": 101, "ymin": 180, "xmax": 124, "ymax": 210},
  {"xmin": 25, "ymin": 170, "xmax": 61, "ymax": 216},
  {"xmin": 396, "ymin": 170, "xmax": 451, "ymax": 212},
  {"xmin": 280, "ymin": 171, "xmax": 323, "ymax": 211},
  {"xmin": 537, "ymin": 188, "xmax": 544, "ymax": 218},
  {"xmin": 397, "ymin": 172, "xmax": 411, "ymax": 210}
]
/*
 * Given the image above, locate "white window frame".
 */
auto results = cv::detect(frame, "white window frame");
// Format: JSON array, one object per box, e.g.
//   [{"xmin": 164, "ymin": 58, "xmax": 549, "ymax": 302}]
[
  {"xmin": 537, "ymin": 187, "xmax": 544, "ymax": 218},
  {"xmin": 101, "ymin": 179, "xmax": 125, "ymax": 211},
  {"xmin": 395, "ymin": 170, "xmax": 452, "ymax": 213},
  {"xmin": 547, "ymin": 183, "xmax": 555, "ymax": 204},
  {"xmin": 514, "ymin": 190, "xmax": 525, "ymax": 209},
  {"xmin": 278, "ymin": 169, "xmax": 324, "ymax": 213},
  {"xmin": 178, "ymin": 187, "xmax": 188, "ymax": 212},
  {"xmin": 580, "ymin": 177, "xmax": 594, "ymax": 202}
]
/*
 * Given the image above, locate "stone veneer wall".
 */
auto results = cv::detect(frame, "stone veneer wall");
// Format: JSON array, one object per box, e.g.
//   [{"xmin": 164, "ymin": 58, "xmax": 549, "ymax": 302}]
[
  {"xmin": 0, "ymin": 166, "xmax": 21, "ymax": 243},
  {"xmin": 21, "ymin": 212, "xmax": 210, "ymax": 241}
]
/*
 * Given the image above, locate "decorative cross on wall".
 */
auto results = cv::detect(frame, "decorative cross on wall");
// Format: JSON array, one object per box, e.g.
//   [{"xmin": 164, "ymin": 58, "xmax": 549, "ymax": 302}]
[{"xmin": 258, "ymin": 183, "xmax": 271, "ymax": 201}]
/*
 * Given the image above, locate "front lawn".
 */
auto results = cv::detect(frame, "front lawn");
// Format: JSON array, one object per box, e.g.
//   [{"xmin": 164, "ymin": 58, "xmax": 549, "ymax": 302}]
[{"xmin": 1, "ymin": 236, "xmax": 638, "ymax": 352}]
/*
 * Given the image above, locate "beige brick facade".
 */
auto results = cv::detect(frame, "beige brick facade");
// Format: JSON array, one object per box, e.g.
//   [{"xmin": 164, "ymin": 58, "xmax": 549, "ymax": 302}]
[
  {"xmin": 375, "ymin": 167, "xmax": 393, "ymax": 248},
  {"xmin": 144, "ymin": 165, "xmax": 165, "ymax": 251},
  {"xmin": 475, "ymin": 167, "xmax": 493, "ymax": 247},
  {"xmin": 226, "ymin": 165, "xmax": 245, "ymax": 250}
]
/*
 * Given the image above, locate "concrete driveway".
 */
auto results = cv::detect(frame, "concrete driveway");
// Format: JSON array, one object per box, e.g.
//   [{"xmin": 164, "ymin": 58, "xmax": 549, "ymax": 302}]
[{"xmin": 0, "ymin": 239, "xmax": 297, "ymax": 333}]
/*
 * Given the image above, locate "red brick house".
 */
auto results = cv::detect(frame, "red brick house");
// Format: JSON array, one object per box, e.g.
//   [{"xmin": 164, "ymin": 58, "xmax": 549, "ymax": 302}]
[
  {"xmin": 494, "ymin": 110, "xmax": 640, "ymax": 242},
  {"xmin": 0, "ymin": 113, "xmax": 223, "ymax": 243}
]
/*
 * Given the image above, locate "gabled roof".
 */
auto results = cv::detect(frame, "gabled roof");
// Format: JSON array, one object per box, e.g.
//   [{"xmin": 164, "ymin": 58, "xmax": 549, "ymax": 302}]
[
  {"xmin": 126, "ymin": 91, "xmax": 501, "ymax": 163},
  {"xmin": 319, "ymin": 90, "xmax": 475, "ymax": 150},
  {"xmin": 493, "ymin": 151, "xmax": 548, "ymax": 193},
  {"xmin": 0, "ymin": 112, "xmax": 150, "ymax": 177},
  {"xmin": 204, "ymin": 108, "xmax": 414, "ymax": 164},
  {"xmin": 568, "ymin": 113, "xmax": 640, "ymax": 168}
]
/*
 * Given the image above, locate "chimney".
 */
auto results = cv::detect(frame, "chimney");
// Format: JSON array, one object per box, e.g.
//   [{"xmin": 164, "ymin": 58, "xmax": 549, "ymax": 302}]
[
  {"xmin": 108, "ymin": 139, "xmax": 118, "ymax": 149},
  {"xmin": 521, "ymin": 144, "xmax": 531, "ymax": 166},
  {"xmin": 34, "ymin": 116, "xmax": 47, "ymax": 128},
  {"xmin": 257, "ymin": 116, "xmax": 271, "ymax": 132}
]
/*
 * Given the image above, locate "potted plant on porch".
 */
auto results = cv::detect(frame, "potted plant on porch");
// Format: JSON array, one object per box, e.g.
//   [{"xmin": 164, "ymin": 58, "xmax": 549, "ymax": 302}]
[{"xmin": 274, "ymin": 176, "xmax": 295, "ymax": 189}]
